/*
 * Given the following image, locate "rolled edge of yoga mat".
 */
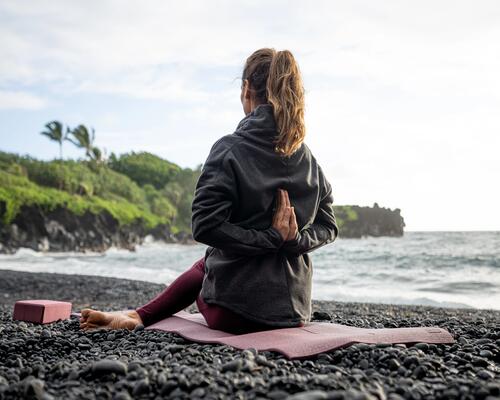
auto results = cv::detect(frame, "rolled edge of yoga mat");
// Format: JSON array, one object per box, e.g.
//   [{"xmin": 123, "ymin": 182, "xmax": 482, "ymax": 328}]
[{"xmin": 13, "ymin": 300, "xmax": 72, "ymax": 324}]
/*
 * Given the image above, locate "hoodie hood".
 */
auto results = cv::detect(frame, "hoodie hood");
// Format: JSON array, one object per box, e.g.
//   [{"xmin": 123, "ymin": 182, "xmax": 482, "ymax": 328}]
[{"xmin": 234, "ymin": 103, "xmax": 278, "ymax": 147}]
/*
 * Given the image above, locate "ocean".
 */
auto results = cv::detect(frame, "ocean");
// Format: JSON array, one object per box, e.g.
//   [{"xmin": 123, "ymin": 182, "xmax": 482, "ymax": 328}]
[{"xmin": 1, "ymin": 231, "xmax": 498, "ymax": 310}]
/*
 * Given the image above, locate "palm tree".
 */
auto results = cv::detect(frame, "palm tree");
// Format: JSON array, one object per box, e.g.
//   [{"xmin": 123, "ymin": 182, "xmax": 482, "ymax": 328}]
[
  {"xmin": 91, "ymin": 146, "xmax": 102, "ymax": 163},
  {"xmin": 66, "ymin": 124, "xmax": 96, "ymax": 159},
  {"xmin": 40, "ymin": 121, "xmax": 66, "ymax": 159}
]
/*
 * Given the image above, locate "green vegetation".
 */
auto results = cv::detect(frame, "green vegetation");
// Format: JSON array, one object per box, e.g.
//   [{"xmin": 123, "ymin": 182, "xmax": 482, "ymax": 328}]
[
  {"xmin": 0, "ymin": 150, "xmax": 201, "ymax": 232},
  {"xmin": 40, "ymin": 121, "xmax": 67, "ymax": 160},
  {"xmin": 2, "ymin": 118, "xmax": 203, "ymax": 233},
  {"xmin": 108, "ymin": 151, "xmax": 181, "ymax": 189},
  {"xmin": 66, "ymin": 124, "xmax": 103, "ymax": 162},
  {"xmin": 0, "ymin": 169, "xmax": 160, "ymax": 228},
  {"xmin": 333, "ymin": 205, "xmax": 358, "ymax": 231}
]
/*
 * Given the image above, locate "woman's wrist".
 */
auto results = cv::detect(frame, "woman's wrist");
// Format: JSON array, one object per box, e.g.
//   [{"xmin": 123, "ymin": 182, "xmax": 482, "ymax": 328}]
[{"xmin": 284, "ymin": 230, "xmax": 300, "ymax": 244}]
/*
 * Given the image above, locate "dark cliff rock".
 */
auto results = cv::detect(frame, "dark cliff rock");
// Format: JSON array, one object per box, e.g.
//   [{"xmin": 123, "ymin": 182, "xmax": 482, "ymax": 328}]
[
  {"xmin": 0, "ymin": 204, "xmax": 194, "ymax": 254},
  {"xmin": 335, "ymin": 202, "xmax": 405, "ymax": 238}
]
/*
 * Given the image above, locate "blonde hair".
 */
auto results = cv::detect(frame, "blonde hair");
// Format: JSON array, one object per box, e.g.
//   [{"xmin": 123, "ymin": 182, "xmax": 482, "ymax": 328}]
[{"xmin": 242, "ymin": 48, "xmax": 306, "ymax": 157}]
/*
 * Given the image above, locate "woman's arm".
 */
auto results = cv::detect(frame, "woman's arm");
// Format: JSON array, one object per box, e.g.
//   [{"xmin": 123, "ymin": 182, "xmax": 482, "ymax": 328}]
[
  {"xmin": 191, "ymin": 137, "xmax": 286, "ymax": 256},
  {"xmin": 281, "ymin": 165, "xmax": 339, "ymax": 256}
]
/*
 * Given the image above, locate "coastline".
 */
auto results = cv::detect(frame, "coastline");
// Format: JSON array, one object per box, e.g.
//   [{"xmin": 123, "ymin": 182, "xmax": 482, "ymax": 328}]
[{"xmin": 0, "ymin": 269, "xmax": 498, "ymax": 399}]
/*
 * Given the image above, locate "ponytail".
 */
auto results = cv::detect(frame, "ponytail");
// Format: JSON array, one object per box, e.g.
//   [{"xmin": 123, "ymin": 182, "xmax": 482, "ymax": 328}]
[
  {"xmin": 242, "ymin": 48, "xmax": 306, "ymax": 157},
  {"xmin": 267, "ymin": 50, "xmax": 306, "ymax": 157}
]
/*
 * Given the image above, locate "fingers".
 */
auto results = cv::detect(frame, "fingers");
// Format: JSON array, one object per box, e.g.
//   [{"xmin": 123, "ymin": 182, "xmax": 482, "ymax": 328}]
[
  {"xmin": 273, "ymin": 189, "xmax": 285, "ymax": 220},
  {"xmin": 280, "ymin": 189, "xmax": 286, "ymax": 213},
  {"xmin": 278, "ymin": 189, "xmax": 290, "ymax": 212},
  {"xmin": 290, "ymin": 207, "xmax": 298, "ymax": 230},
  {"xmin": 272, "ymin": 189, "xmax": 293, "ymax": 240},
  {"xmin": 283, "ymin": 205, "xmax": 291, "ymax": 221},
  {"xmin": 283, "ymin": 189, "xmax": 290, "ymax": 208}
]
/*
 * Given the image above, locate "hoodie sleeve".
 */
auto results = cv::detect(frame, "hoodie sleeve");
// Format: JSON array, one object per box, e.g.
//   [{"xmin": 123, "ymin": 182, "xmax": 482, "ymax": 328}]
[
  {"xmin": 191, "ymin": 137, "xmax": 286, "ymax": 255},
  {"xmin": 281, "ymin": 164, "xmax": 339, "ymax": 256}
]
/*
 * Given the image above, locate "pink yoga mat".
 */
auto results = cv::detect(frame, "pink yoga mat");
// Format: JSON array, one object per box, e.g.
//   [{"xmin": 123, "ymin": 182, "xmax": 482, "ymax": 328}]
[{"xmin": 145, "ymin": 311, "xmax": 455, "ymax": 359}]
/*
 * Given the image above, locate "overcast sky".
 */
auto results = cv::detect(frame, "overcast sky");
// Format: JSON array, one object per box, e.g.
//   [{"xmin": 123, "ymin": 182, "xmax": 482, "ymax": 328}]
[{"xmin": 0, "ymin": 1, "xmax": 499, "ymax": 231}]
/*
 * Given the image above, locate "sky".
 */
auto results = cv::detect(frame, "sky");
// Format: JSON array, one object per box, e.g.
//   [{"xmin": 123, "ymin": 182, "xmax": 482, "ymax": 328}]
[{"xmin": 0, "ymin": 1, "xmax": 499, "ymax": 231}]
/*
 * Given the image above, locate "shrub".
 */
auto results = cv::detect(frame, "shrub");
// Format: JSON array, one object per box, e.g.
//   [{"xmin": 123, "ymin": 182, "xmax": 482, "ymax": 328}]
[{"xmin": 109, "ymin": 151, "xmax": 181, "ymax": 189}]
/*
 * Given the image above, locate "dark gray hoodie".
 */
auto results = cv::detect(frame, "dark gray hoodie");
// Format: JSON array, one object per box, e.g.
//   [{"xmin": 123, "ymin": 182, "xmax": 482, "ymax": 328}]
[{"xmin": 191, "ymin": 103, "xmax": 339, "ymax": 327}]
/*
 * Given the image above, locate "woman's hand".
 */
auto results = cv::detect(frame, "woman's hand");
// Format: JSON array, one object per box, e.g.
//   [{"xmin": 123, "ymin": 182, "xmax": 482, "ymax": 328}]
[
  {"xmin": 286, "ymin": 205, "xmax": 298, "ymax": 241},
  {"xmin": 272, "ymin": 189, "xmax": 291, "ymax": 240},
  {"xmin": 272, "ymin": 189, "xmax": 298, "ymax": 241}
]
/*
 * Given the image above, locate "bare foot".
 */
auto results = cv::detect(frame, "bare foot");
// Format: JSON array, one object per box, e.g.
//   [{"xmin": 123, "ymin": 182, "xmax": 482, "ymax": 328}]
[{"xmin": 79, "ymin": 308, "xmax": 143, "ymax": 331}]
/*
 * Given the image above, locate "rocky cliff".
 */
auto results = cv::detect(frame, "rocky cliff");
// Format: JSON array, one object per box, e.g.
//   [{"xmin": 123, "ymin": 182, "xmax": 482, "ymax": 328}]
[
  {"xmin": 334, "ymin": 203, "xmax": 405, "ymax": 238},
  {"xmin": 0, "ymin": 203, "xmax": 193, "ymax": 254}
]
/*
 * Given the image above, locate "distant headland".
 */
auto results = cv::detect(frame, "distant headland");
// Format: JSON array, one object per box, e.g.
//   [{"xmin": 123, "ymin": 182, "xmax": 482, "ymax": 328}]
[{"xmin": 0, "ymin": 121, "xmax": 405, "ymax": 254}]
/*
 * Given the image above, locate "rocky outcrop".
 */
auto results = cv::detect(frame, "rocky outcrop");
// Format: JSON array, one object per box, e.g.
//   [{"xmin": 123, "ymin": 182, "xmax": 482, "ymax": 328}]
[
  {"xmin": 0, "ymin": 204, "xmax": 194, "ymax": 254},
  {"xmin": 335, "ymin": 203, "xmax": 405, "ymax": 238}
]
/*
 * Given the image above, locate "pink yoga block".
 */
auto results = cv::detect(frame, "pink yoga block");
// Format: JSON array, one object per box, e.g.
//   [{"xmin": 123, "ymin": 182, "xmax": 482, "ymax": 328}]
[{"xmin": 13, "ymin": 300, "xmax": 72, "ymax": 324}]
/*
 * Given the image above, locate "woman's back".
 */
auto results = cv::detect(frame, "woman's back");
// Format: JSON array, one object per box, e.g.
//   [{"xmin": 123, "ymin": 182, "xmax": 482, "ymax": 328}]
[
  {"xmin": 216, "ymin": 103, "xmax": 328, "ymax": 236},
  {"xmin": 191, "ymin": 103, "xmax": 338, "ymax": 327}
]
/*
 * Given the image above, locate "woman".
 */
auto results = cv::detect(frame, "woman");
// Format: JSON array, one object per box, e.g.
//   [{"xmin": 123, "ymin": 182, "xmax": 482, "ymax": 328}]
[{"xmin": 80, "ymin": 48, "xmax": 339, "ymax": 334}]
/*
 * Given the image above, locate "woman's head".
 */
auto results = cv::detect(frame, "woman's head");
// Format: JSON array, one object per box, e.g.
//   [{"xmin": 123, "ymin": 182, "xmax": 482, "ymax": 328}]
[{"xmin": 241, "ymin": 48, "xmax": 306, "ymax": 158}]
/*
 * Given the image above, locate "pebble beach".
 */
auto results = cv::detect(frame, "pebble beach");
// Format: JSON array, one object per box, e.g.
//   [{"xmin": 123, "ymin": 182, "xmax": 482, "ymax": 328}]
[{"xmin": 0, "ymin": 269, "xmax": 499, "ymax": 400}]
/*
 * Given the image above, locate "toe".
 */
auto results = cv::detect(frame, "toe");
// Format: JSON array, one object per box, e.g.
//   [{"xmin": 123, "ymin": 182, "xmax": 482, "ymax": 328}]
[
  {"xmin": 80, "ymin": 309, "xmax": 92, "ymax": 321},
  {"xmin": 86, "ymin": 310, "xmax": 103, "ymax": 324},
  {"xmin": 83, "ymin": 322, "xmax": 98, "ymax": 331}
]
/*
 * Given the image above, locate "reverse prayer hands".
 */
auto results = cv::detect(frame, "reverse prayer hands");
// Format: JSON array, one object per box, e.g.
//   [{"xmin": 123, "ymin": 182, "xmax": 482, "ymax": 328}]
[{"xmin": 272, "ymin": 188, "xmax": 299, "ymax": 242}]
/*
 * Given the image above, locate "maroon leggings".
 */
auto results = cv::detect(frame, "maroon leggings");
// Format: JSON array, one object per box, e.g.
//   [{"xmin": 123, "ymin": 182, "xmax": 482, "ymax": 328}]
[{"xmin": 135, "ymin": 256, "xmax": 282, "ymax": 334}]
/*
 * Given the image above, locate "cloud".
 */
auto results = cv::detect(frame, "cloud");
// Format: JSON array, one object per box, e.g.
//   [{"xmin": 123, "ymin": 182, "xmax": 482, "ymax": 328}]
[{"xmin": 0, "ymin": 90, "xmax": 48, "ymax": 110}]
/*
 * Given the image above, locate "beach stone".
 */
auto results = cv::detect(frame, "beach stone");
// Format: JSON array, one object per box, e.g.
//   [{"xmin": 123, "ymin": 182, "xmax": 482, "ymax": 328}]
[
  {"xmin": 113, "ymin": 391, "xmax": 132, "ymax": 400},
  {"xmin": 165, "ymin": 344, "xmax": 184, "ymax": 353},
  {"xmin": 312, "ymin": 311, "xmax": 331, "ymax": 321},
  {"xmin": 268, "ymin": 389, "xmax": 291, "ymax": 399},
  {"xmin": 458, "ymin": 336, "xmax": 469, "ymax": 344},
  {"xmin": 479, "ymin": 349, "xmax": 493, "ymax": 358},
  {"xmin": 487, "ymin": 383, "xmax": 500, "ymax": 396},
  {"xmin": 256, "ymin": 354, "xmax": 275, "ymax": 368},
  {"xmin": 160, "ymin": 380, "xmax": 178, "ymax": 395},
  {"xmin": 191, "ymin": 387, "xmax": 206, "ymax": 397},
  {"xmin": 412, "ymin": 365, "xmax": 427, "ymax": 379},
  {"xmin": 41, "ymin": 329, "xmax": 51, "ymax": 338},
  {"xmin": 471, "ymin": 356, "xmax": 489, "ymax": 367},
  {"xmin": 23, "ymin": 377, "xmax": 46, "ymax": 399},
  {"xmin": 244, "ymin": 347, "xmax": 258, "ymax": 357},
  {"xmin": 413, "ymin": 342, "xmax": 429, "ymax": 351},
  {"xmin": 132, "ymin": 378, "xmax": 149, "ymax": 396},
  {"xmin": 442, "ymin": 388, "xmax": 459, "ymax": 398},
  {"xmin": 388, "ymin": 359, "xmax": 400, "ymax": 370},
  {"xmin": 476, "ymin": 370, "xmax": 494, "ymax": 380},
  {"xmin": 91, "ymin": 359, "xmax": 128, "ymax": 377},
  {"xmin": 221, "ymin": 359, "xmax": 243, "ymax": 372},
  {"xmin": 286, "ymin": 390, "xmax": 328, "ymax": 399}
]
